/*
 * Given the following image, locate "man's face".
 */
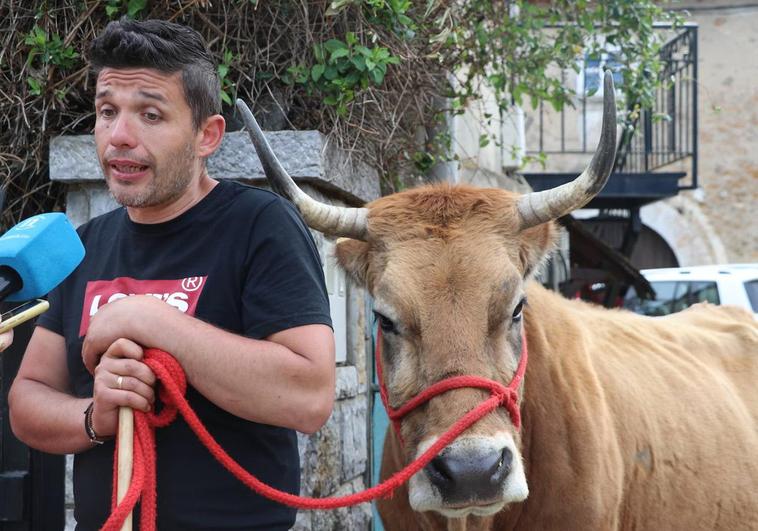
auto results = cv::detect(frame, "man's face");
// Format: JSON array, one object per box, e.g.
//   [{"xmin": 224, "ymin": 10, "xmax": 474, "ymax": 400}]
[{"xmin": 94, "ymin": 68, "xmax": 200, "ymax": 209}]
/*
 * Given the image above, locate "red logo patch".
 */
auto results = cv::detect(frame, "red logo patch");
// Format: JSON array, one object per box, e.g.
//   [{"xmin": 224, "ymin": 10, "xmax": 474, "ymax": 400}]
[{"xmin": 79, "ymin": 276, "xmax": 207, "ymax": 337}]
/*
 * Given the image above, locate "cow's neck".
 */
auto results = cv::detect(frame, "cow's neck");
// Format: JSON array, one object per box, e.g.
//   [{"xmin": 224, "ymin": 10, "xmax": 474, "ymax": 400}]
[{"xmin": 493, "ymin": 283, "xmax": 617, "ymax": 529}]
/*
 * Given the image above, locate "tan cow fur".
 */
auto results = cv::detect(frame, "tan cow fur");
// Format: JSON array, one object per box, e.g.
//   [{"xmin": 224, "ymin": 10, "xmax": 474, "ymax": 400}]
[{"xmin": 335, "ymin": 183, "xmax": 758, "ymax": 531}]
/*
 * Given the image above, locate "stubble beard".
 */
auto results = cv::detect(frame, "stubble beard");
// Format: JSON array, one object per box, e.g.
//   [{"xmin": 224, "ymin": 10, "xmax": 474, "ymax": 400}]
[{"xmin": 106, "ymin": 142, "xmax": 197, "ymax": 208}]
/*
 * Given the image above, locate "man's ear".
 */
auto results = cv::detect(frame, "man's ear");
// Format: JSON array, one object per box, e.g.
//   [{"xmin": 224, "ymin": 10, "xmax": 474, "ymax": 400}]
[
  {"xmin": 196, "ymin": 114, "xmax": 226, "ymax": 158},
  {"xmin": 335, "ymin": 238, "xmax": 371, "ymax": 287}
]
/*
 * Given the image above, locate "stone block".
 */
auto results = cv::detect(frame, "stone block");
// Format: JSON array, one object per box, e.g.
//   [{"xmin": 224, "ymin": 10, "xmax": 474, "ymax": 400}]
[
  {"xmin": 293, "ymin": 477, "xmax": 372, "ymax": 531},
  {"xmin": 335, "ymin": 366, "xmax": 359, "ymax": 400},
  {"xmin": 339, "ymin": 398, "xmax": 368, "ymax": 481},
  {"xmin": 50, "ymin": 131, "xmax": 380, "ymax": 205}
]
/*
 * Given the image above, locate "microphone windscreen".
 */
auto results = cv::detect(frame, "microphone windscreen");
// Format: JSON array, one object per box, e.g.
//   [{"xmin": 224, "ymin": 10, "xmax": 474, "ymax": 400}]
[{"xmin": 0, "ymin": 213, "xmax": 85, "ymax": 301}]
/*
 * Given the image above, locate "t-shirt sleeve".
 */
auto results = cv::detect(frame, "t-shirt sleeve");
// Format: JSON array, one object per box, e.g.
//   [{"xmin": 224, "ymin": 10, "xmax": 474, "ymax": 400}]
[{"xmin": 242, "ymin": 197, "xmax": 332, "ymax": 339}]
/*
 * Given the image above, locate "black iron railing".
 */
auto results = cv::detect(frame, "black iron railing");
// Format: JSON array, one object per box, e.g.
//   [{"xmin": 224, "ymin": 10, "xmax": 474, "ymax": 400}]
[
  {"xmin": 527, "ymin": 24, "xmax": 698, "ymax": 190},
  {"xmin": 614, "ymin": 25, "xmax": 698, "ymax": 189}
]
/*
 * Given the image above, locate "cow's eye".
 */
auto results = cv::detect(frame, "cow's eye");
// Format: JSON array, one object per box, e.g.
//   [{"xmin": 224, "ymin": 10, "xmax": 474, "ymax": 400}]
[
  {"xmin": 512, "ymin": 297, "xmax": 526, "ymax": 322},
  {"xmin": 373, "ymin": 311, "xmax": 397, "ymax": 334}
]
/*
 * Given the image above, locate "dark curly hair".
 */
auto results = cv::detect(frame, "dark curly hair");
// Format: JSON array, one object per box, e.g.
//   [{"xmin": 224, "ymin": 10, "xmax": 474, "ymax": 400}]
[{"xmin": 89, "ymin": 18, "xmax": 221, "ymax": 130}]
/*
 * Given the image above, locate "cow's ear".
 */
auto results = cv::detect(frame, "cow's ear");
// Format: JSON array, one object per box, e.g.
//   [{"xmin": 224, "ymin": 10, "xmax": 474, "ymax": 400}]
[
  {"xmin": 518, "ymin": 221, "xmax": 559, "ymax": 278},
  {"xmin": 335, "ymin": 238, "xmax": 371, "ymax": 286}
]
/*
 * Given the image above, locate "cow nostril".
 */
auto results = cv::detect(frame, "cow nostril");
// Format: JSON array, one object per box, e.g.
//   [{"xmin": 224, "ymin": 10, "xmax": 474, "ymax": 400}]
[
  {"xmin": 495, "ymin": 447, "xmax": 513, "ymax": 479},
  {"xmin": 428, "ymin": 456, "xmax": 453, "ymax": 483}
]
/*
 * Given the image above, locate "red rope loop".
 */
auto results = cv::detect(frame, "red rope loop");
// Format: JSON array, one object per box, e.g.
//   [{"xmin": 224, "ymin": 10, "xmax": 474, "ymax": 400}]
[{"xmin": 101, "ymin": 340, "xmax": 527, "ymax": 531}]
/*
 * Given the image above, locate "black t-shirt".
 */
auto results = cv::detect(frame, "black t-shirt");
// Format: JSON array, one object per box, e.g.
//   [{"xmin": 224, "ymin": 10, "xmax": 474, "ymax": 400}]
[{"xmin": 37, "ymin": 180, "xmax": 332, "ymax": 530}]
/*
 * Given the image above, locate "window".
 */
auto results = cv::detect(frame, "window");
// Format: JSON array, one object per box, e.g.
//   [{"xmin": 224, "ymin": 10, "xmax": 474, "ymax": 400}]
[
  {"xmin": 745, "ymin": 280, "xmax": 758, "ymax": 312},
  {"xmin": 624, "ymin": 281, "xmax": 720, "ymax": 317},
  {"xmin": 689, "ymin": 281, "xmax": 719, "ymax": 305},
  {"xmin": 579, "ymin": 51, "xmax": 624, "ymax": 97}
]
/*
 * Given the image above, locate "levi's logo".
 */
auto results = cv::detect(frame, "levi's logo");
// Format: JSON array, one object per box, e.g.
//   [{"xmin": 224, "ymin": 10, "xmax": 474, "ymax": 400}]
[{"xmin": 79, "ymin": 276, "xmax": 207, "ymax": 337}]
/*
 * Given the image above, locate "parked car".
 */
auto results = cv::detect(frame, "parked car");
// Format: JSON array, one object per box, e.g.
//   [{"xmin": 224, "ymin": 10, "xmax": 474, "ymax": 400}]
[{"xmin": 623, "ymin": 264, "xmax": 758, "ymax": 317}]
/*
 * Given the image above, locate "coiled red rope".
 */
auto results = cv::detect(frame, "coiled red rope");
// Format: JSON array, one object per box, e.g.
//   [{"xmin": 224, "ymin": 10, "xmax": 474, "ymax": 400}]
[{"xmin": 101, "ymin": 334, "xmax": 527, "ymax": 531}]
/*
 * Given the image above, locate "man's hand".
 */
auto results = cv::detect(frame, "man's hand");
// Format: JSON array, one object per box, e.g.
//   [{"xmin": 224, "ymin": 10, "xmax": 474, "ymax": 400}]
[
  {"xmin": 82, "ymin": 294, "xmax": 167, "ymax": 373},
  {"xmin": 0, "ymin": 312, "xmax": 13, "ymax": 351},
  {"xmin": 91, "ymin": 338, "xmax": 156, "ymax": 438}
]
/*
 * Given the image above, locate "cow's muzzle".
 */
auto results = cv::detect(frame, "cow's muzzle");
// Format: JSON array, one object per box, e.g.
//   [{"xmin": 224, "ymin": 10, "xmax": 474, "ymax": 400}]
[{"xmin": 426, "ymin": 445, "xmax": 513, "ymax": 504}]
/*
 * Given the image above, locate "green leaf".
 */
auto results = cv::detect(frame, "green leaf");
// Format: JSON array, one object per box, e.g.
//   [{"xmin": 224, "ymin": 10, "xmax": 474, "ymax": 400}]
[
  {"xmin": 217, "ymin": 64, "xmax": 229, "ymax": 80},
  {"xmin": 344, "ymin": 71, "xmax": 361, "ymax": 86},
  {"xmin": 127, "ymin": 0, "xmax": 146, "ymax": 18},
  {"xmin": 369, "ymin": 68, "xmax": 385, "ymax": 85},
  {"xmin": 350, "ymin": 56, "xmax": 366, "ymax": 71},
  {"xmin": 324, "ymin": 39, "xmax": 348, "ymax": 53},
  {"xmin": 398, "ymin": 14, "xmax": 413, "ymax": 27},
  {"xmin": 355, "ymin": 46, "xmax": 372, "ymax": 57},
  {"xmin": 324, "ymin": 65, "xmax": 339, "ymax": 80},
  {"xmin": 27, "ymin": 77, "xmax": 42, "ymax": 96},
  {"xmin": 220, "ymin": 91, "xmax": 232, "ymax": 105},
  {"xmin": 479, "ymin": 134, "xmax": 490, "ymax": 148},
  {"xmin": 330, "ymin": 48, "xmax": 350, "ymax": 62},
  {"xmin": 313, "ymin": 44, "xmax": 325, "ymax": 63},
  {"xmin": 311, "ymin": 63, "xmax": 326, "ymax": 82}
]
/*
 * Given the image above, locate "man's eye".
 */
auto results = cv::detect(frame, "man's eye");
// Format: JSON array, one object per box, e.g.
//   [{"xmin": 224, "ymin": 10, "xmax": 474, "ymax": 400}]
[
  {"xmin": 99, "ymin": 108, "xmax": 115, "ymax": 118},
  {"xmin": 373, "ymin": 311, "xmax": 397, "ymax": 334},
  {"xmin": 144, "ymin": 112, "xmax": 160, "ymax": 122}
]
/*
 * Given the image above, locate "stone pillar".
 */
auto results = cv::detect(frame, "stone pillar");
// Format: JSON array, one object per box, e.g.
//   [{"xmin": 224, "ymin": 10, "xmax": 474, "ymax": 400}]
[{"xmin": 49, "ymin": 130, "xmax": 380, "ymax": 530}]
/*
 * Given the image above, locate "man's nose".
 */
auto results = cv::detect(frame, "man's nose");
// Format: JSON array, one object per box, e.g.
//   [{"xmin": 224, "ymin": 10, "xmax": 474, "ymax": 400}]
[{"xmin": 109, "ymin": 114, "xmax": 138, "ymax": 148}]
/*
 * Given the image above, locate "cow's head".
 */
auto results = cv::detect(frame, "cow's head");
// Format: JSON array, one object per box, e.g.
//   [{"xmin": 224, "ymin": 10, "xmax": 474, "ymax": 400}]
[{"xmin": 237, "ymin": 72, "xmax": 616, "ymax": 517}]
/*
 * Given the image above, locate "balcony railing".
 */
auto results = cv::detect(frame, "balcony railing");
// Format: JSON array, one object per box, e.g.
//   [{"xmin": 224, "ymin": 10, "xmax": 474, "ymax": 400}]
[
  {"xmin": 526, "ymin": 24, "xmax": 698, "ymax": 191},
  {"xmin": 614, "ymin": 25, "xmax": 698, "ymax": 189}
]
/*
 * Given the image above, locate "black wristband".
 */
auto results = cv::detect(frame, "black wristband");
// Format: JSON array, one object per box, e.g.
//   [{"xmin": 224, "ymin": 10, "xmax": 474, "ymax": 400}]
[{"xmin": 84, "ymin": 401, "xmax": 109, "ymax": 445}]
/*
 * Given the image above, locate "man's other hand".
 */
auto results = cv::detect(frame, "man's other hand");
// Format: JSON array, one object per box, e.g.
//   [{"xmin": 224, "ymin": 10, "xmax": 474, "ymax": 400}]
[{"xmin": 91, "ymin": 338, "xmax": 156, "ymax": 438}]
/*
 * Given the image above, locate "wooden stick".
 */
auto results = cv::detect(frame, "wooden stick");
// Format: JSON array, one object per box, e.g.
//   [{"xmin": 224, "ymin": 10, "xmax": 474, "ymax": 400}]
[{"xmin": 117, "ymin": 406, "xmax": 134, "ymax": 531}]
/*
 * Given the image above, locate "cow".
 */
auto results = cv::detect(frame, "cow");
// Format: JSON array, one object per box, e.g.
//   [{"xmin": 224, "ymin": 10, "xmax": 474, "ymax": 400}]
[{"xmin": 236, "ymin": 72, "xmax": 758, "ymax": 531}]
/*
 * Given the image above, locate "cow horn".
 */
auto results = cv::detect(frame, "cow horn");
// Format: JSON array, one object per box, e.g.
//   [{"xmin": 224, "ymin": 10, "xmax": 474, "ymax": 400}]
[
  {"xmin": 517, "ymin": 71, "xmax": 618, "ymax": 230},
  {"xmin": 236, "ymin": 99, "xmax": 369, "ymax": 240}
]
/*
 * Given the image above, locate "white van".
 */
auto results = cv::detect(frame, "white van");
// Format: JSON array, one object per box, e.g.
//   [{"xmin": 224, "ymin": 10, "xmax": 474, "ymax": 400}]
[{"xmin": 623, "ymin": 264, "xmax": 758, "ymax": 317}]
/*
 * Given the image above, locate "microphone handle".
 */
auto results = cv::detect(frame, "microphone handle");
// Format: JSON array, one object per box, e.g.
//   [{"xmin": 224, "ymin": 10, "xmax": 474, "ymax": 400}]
[{"xmin": 0, "ymin": 265, "xmax": 22, "ymax": 301}]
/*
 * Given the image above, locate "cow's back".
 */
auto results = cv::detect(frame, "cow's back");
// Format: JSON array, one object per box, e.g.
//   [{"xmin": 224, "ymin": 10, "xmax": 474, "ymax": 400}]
[{"xmin": 513, "ymin": 286, "xmax": 758, "ymax": 531}]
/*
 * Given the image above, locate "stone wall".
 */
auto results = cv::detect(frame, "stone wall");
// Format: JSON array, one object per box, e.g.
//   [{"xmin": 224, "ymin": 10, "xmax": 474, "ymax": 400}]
[
  {"xmin": 50, "ymin": 130, "xmax": 379, "ymax": 530},
  {"xmin": 676, "ymin": 2, "xmax": 758, "ymax": 263}
]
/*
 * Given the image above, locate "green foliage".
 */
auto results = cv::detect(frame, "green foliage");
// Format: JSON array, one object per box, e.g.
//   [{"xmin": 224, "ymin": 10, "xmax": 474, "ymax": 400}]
[
  {"xmin": 24, "ymin": 25, "xmax": 79, "ymax": 69},
  {"xmin": 2, "ymin": 0, "xmax": 689, "ymax": 230},
  {"xmin": 283, "ymin": 32, "xmax": 400, "ymax": 115},
  {"xmin": 218, "ymin": 50, "xmax": 236, "ymax": 106},
  {"xmin": 24, "ymin": 25, "xmax": 80, "ymax": 98},
  {"xmin": 396, "ymin": 0, "xmax": 681, "ymax": 175},
  {"xmin": 105, "ymin": 0, "xmax": 148, "ymax": 19}
]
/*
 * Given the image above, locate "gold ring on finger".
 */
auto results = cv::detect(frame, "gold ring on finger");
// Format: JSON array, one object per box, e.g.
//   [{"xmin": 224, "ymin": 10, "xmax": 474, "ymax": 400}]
[{"xmin": 116, "ymin": 375, "xmax": 123, "ymax": 390}]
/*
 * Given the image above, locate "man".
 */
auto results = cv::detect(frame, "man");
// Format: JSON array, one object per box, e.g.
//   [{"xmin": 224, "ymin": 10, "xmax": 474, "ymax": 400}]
[{"xmin": 9, "ymin": 19, "xmax": 335, "ymax": 530}]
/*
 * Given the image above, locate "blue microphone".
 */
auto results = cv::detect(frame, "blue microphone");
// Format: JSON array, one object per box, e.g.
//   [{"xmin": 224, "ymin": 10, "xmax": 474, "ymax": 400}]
[{"xmin": 0, "ymin": 213, "xmax": 85, "ymax": 302}]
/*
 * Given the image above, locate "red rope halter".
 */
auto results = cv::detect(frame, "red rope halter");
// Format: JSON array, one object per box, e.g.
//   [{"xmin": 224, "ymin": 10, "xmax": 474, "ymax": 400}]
[
  {"xmin": 101, "ymin": 332, "xmax": 527, "ymax": 530},
  {"xmin": 375, "ymin": 328, "xmax": 528, "ymax": 442}
]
